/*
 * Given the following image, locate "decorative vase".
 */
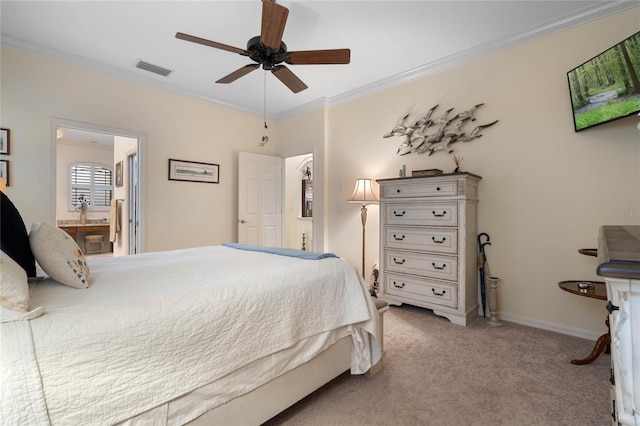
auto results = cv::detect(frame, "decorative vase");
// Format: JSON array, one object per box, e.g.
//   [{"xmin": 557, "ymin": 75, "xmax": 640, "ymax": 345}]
[
  {"xmin": 79, "ymin": 212, "xmax": 86, "ymax": 225},
  {"xmin": 487, "ymin": 276, "xmax": 503, "ymax": 327}
]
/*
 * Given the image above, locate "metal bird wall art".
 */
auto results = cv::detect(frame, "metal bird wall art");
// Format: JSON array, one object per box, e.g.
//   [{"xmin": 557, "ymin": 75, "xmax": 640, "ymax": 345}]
[{"xmin": 383, "ymin": 103, "xmax": 498, "ymax": 156}]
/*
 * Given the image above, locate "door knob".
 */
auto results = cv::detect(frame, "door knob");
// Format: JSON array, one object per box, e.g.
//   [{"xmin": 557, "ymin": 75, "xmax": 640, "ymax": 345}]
[{"xmin": 239, "ymin": 219, "xmax": 249, "ymax": 224}]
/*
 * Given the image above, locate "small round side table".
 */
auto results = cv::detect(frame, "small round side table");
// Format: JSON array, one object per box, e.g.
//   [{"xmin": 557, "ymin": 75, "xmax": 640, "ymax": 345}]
[{"xmin": 558, "ymin": 280, "xmax": 609, "ymax": 365}]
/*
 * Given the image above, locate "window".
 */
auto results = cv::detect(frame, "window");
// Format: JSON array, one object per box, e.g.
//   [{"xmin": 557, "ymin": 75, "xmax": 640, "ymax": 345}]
[{"xmin": 69, "ymin": 163, "xmax": 113, "ymax": 211}]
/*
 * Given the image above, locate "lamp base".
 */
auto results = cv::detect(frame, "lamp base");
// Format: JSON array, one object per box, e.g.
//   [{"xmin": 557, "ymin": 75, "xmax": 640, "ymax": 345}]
[{"xmin": 360, "ymin": 204, "xmax": 367, "ymax": 278}]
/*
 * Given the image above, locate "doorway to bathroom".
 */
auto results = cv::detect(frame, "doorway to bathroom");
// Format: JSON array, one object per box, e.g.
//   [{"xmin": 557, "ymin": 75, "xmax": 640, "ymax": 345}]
[{"xmin": 52, "ymin": 118, "xmax": 143, "ymax": 256}]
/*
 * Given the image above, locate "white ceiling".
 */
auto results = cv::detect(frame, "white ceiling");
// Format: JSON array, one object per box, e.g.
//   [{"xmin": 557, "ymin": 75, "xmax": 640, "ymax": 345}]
[
  {"xmin": 1, "ymin": 1, "xmax": 636, "ymax": 119},
  {"xmin": 57, "ymin": 127, "xmax": 115, "ymax": 146}
]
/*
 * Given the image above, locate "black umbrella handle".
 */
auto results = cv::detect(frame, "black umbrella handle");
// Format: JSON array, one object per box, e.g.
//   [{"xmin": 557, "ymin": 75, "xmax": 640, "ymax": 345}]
[{"xmin": 478, "ymin": 233, "xmax": 491, "ymax": 259}]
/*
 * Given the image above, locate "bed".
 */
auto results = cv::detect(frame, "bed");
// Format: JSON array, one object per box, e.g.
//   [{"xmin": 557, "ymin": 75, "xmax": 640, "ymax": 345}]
[{"xmin": 0, "ymin": 205, "xmax": 381, "ymax": 425}]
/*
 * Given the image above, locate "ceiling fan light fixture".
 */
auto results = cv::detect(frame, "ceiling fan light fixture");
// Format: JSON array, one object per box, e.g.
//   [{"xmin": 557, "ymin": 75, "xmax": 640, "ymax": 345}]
[{"xmin": 176, "ymin": 0, "xmax": 349, "ymax": 93}]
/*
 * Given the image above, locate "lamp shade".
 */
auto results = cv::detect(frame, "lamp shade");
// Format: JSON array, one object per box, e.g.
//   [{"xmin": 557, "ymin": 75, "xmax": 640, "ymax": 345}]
[{"xmin": 348, "ymin": 178, "xmax": 378, "ymax": 204}]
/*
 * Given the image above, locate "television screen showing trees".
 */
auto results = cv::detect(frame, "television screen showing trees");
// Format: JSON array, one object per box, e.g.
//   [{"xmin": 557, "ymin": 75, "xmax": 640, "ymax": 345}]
[{"xmin": 567, "ymin": 31, "xmax": 640, "ymax": 132}]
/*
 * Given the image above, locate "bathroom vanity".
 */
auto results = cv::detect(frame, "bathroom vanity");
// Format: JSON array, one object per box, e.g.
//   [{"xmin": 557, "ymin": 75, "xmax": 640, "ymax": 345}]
[{"xmin": 57, "ymin": 220, "xmax": 111, "ymax": 253}]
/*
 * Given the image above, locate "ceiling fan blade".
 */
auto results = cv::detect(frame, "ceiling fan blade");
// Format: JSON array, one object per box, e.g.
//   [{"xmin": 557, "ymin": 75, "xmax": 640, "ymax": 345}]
[
  {"xmin": 261, "ymin": 0, "xmax": 288, "ymax": 50},
  {"xmin": 176, "ymin": 32, "xmax": 248, "ymax": 56},
  {"xmin": 271, "ymin": 65, "xmax": 308, "ymax": 93},
  {"xmin": 285, "ymin": 49, "xmax": 351, "ymax": 65},
  {"xmin": 216, "ymin": 64, "xmax": 260, "ymax": 84}
]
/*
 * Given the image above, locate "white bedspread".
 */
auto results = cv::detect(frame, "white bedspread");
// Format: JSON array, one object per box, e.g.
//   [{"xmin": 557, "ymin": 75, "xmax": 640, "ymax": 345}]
[{"xmin": 2, "ymin": 246, "xmax": 379, "ymax": 425}]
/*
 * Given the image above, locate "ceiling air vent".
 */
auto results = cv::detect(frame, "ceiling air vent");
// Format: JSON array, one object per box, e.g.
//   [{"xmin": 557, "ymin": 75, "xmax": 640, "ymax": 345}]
[{"xmin": 136, "ymin": 60, "xmax": 172, "ymax": 77}]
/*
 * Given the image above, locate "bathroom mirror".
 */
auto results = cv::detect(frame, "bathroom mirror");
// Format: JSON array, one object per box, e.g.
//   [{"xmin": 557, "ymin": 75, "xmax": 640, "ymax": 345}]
[{"xmin": 302, "ymin": 180, "xmax": 313, "ymax": 218}]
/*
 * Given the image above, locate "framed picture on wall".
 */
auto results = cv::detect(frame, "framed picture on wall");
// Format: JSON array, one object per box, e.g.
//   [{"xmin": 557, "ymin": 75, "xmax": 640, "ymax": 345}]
[
  {"xmin": 115, "ymin": 161, "xmax": 123, "ymax": 187},
  {"xmin": 0, "ymin": 160, "xmax": 10, "ymax": 186},
  {"xmin": 168, "ymin": 159, "xmax": 219, "ymax": 184},
  {"xmin": 0, "ymin": 129, "xmax": 9, "ymax": 155}
]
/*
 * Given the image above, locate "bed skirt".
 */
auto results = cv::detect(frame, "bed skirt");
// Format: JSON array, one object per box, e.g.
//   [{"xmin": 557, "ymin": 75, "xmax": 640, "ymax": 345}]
[{"xmin": 118, "ymin": 334, "xmax": 354, "ymax": 426}]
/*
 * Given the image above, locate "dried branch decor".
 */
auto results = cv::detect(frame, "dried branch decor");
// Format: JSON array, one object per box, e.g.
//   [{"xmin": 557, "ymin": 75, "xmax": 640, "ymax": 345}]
[{"xmin": 383, "ymin": 103, "xmax": 498, "ymax": 156}]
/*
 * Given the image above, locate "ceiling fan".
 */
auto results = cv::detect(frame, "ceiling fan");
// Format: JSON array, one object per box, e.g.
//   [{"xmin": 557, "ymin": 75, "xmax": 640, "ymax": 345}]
[{"xmin": 176, "ymin": 0, "xmax": 350, "ymax": 93}]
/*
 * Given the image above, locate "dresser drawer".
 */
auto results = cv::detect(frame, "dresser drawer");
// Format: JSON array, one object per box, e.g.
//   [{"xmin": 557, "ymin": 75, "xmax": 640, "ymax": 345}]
[
  {"xmin": 382, "ymin": 179, "xmax": 458, "ymax": 199},
  {"xmin": 385, "ymin": 272, "xmax": 457, "ymax": 308},
  {"xmin": 385, "ymin": 250, "xmax": 458, "ymax": 281},
  {"xmin": 385, "ymin": 202, "xmax": 458, "ymax": 227},
  {"xmin": 384, "ymin": 227, "xmax": 457, "ymax": 254}
]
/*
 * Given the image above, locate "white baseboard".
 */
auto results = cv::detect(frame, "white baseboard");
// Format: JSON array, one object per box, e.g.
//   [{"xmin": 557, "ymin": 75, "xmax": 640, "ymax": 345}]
[{"xmin": 497, "ymin": 312, "xmax": 602, "ymax": 342}]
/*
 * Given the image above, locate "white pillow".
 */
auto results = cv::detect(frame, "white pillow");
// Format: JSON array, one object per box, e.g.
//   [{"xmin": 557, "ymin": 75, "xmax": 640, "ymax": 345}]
[
  {"xmin": 29, "ymin": 222, "xmax": 91, "ymax": 289},
  {"xmin": 0, "ymin": 251, "xmax": 44, "ymax": 322}
]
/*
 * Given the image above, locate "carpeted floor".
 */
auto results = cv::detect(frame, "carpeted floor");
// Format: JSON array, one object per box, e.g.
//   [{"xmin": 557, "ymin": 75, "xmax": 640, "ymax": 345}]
[{"xmin": 264, "ymin": 305, "xmax": 611, "ymax": 426}]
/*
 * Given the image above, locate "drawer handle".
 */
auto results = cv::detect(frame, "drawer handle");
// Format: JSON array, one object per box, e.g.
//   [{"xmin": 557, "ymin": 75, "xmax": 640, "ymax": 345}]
[
  {"xmin": 393, "ymin": 234, "xmax": 406, "ymax": 241},
  {"xmin": 432, "ymin": 288, "xmax": 446, "ymax": 297},
  {"xmin": 393, "ymin": 281, "xmax": 405, "ymax": 289},
  {"xmin": 432, "ymin": 262, "xmax": 446, "ymax": 270},
  {"xmin": 396, "ymin": 189, "xmax": 401, "ymax": 193},
  {"xmin": 393, "ymin": 210, "xmax": 406, "ymax": 217},
  {"xmin": 436, "ymin": 187, "xmax": 441, "ymax": 191},
  {"xmin": 606, "ymin": 301, "xmax": 619, "ymax": 314},
  {"xmin": 432, "ymin": 237, "xmax": 446, "ymax": 244},
  {"xmin": 432, "ymin": 210, "xmax": 447, "ymax": 218},
  {"xmin": 393, "ymin": 257, "xmax": 405, "ymax": 265}
]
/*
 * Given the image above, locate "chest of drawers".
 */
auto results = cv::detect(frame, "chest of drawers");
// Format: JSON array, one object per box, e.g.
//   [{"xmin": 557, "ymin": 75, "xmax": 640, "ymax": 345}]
[
  {"xmin": 597, "ymin": 226, "xmax": 640, "ymax": 425},
  {"xmin": 377, "ymin": 173, "xmax": 481, "ymax": 326}
]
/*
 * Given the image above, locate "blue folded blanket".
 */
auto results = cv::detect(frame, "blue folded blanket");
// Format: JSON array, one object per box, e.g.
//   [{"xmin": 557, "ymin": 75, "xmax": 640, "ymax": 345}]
[{"xmin": 222, "ymin": 243, "xmax": 338, "ymax": 260}]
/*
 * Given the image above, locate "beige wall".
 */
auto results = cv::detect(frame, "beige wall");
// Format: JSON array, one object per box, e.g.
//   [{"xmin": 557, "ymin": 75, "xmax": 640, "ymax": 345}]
[
  {"xmin": 323, "ymin": 8, "xmax": 640, "ymax": 338},
  {"xmin": 278, "ymin": 107, "xmax": 327, "ymax": 251},
  {"xmin": 1, "ymin": 46, "xmax": 278, "ymax": 252},
  {"xmin": 1, "ymin": 7, "xmax": 639, "ymax": 339}
]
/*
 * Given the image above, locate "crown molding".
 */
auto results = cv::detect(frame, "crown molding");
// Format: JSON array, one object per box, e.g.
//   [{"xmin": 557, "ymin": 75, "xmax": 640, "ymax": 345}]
[
  {"xmin": 275, "ymin": 98, "xmax": 329, "ymax": 120},
  {"xmin": 2, "ymin": 1, "xmax": 636, "ymax": 121},
  {"xmin": 1, "ymin": 35, "xmax": 270, "ymax": 119},
  {"xmin": 325, "ymin": 1, "xmax": 639, "ymax": 110}
]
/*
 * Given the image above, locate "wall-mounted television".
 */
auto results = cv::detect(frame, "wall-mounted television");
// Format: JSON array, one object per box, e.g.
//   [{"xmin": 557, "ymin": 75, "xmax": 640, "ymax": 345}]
[{"xmin": 567, "ymin": 31, "xmax": 640, "ymax": 132}]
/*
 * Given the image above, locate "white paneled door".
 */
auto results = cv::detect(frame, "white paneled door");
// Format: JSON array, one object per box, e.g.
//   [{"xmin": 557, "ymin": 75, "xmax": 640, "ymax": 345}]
[{"xmin": 238, "ymin": 151, "xmax": 282, "ymax": 246}]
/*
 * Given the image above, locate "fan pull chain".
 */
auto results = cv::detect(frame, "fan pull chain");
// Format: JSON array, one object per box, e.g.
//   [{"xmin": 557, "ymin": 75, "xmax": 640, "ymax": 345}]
[{"xmin": 260, "ymin": 71, "xmax": 269, "ymax": 146}]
